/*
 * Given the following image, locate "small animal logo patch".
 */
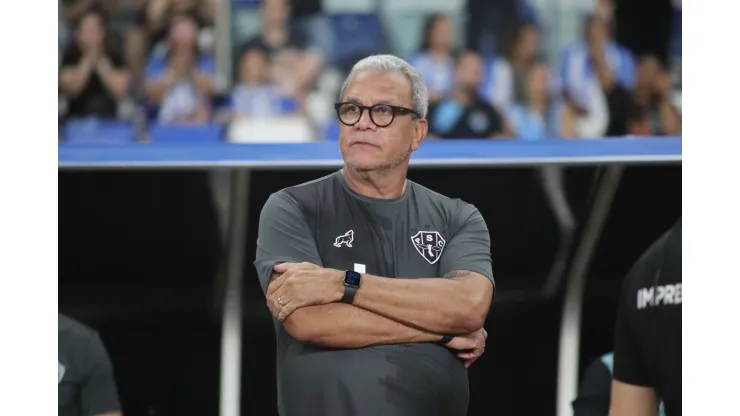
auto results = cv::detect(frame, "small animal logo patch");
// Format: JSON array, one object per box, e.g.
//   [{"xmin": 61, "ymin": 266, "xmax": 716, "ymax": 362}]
[
  {"xmin": 411, "ymin": 231, "xmax": 446, "ymax": 264},
  {"xmin": 334, "ymin": 230, "xmax": 354, "ymax": 248}
]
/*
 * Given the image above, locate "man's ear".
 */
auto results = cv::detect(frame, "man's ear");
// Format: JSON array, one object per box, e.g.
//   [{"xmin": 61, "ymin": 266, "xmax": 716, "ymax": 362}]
[{"xmin": 411, "ymin": 119, "xmax": 428, "ymax": 151}]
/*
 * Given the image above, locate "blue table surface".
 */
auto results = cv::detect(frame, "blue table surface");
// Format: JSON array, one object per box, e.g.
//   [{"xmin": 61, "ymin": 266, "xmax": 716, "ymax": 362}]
[{"xmin": 58, "ymin": 137, "xmax": 682, "ymax": 168}]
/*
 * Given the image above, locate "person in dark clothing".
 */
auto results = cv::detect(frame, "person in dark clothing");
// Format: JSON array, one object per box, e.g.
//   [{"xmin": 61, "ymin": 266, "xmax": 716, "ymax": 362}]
[
  {"xmin": 610, "ymin": 219, "xmax": 682, "ymax": 415},
  {"xmin": 427, "ymin": 51, "xmax": 512, "ymax": 139},
  {"xmin": 572, "ymin": 352, "xmax": 666, "ymax": 416},
  {"xmin": 59, "ymin": 314, "xmax": 122, "ymax": 416},
  {"xmin": 59, "ymin": 7, "xmax": 130, "ymax": 119},
  {"xmin": 254, "ymin": 54, "xmax": 495, "ymax": 416}
]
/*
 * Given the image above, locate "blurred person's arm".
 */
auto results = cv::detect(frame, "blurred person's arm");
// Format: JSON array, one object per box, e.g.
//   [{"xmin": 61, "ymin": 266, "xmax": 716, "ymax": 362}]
[
  {"xmin": 192, "ymin": 56, "xmax": 216, "ymax": 96},
  {"xmin": 586, "ymin": 18, "xmax": 616, "ymax": 93},
  {"xmin": 658, "ymin": 102, "xmax": 681, "ymax": 135},
  {"xmin": 144, "ymin": 71, "xmax": 177, "ymax": 104},
  {"xmin": 82, "ymin": 333, "xmax": 122, "ymax": 416},
  {"xmin": 561, "ymin": 104, "xmax": 577, "ymax": 138},
  {"xmin": 609, "ymin": 381, "xmax": 658, "ymax": 416},
  {"xmin": 192, "ymin": 71, "xmax": 215, "ymax": 95},
  {"xmin": 144, "ymin": 56, "xmax": 188, "ymax": 104},
  {"xmin": 96, "ymin": 55, "xmax": 130, "ymax": 99},
  {"xmin": 655, "ymin": 73, "xmax": 681, "ymax": 135},
  {"xmin": 591, "ymin": 45, "xmax": 615, "ymax": 93},
  {"xmin": 297, "ymin": 51, "xmax": 324, "ymax": 91},
  {"xmin": 60, "ymin": 53, "xmax": 97, "ymax": 97},
  {"xmin": 146, "ymin": 0, "xmax": 172, "ymax": 33}
]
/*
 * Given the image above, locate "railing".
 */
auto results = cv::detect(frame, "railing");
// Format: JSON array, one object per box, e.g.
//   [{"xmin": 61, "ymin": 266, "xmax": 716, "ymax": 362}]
[{"xmin": 58, "ymin": 137, "xmax": 682, "ymax": 416}]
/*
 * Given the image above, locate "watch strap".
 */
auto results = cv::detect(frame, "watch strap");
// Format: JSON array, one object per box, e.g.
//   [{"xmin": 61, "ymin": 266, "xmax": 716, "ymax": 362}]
[{"xmin": 341, "ymin": 285, "xmax": 358, "ymax": 304}]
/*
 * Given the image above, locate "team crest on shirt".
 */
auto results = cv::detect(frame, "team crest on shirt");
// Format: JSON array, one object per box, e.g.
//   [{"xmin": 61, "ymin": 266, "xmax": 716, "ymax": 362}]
[
  {"xmin": 58, "ymin": 361, "xmax": 66, "ymax": 384},
  {"xmin": 411, "ymin": 231, "xmax": 446, "ymax": 264}
]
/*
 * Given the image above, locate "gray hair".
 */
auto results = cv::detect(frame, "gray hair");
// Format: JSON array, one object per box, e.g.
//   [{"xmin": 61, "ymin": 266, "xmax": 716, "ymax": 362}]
[{"xmin": 338, "ymin": 54, "xmax": 429, "ymax": 119}]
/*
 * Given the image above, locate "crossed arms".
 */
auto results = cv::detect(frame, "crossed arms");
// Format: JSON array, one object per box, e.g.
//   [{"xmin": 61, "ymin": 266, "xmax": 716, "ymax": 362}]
[
  {"xmin": 254, "ymin": 192, "xmax": 495, "ymax": 357},
  {"xmin": 268, "ymin": 267, "xmax": 493, "ymax": 348}
]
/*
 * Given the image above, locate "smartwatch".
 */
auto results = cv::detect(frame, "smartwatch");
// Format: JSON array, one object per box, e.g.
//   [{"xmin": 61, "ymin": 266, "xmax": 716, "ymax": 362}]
[{"xmin": 341, "ymin": 270, "xmax": 362, "ymax": 304}]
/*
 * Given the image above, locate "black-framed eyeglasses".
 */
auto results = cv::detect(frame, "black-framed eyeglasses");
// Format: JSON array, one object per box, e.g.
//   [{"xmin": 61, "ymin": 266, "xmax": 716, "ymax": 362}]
[{"xmin": 334, "ymin": 102, "xmax": 421, "ymax": 128}]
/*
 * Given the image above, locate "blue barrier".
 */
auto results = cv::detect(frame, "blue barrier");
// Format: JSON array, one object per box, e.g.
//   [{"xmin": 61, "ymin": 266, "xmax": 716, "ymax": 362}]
[{"xmin": 58, "ymin": 137, "xmax": 681, "ymax": 169}]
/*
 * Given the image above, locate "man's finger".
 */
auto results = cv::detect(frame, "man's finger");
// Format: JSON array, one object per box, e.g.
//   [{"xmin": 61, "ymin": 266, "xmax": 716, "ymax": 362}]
[
  {"xmin": 457, "ymin": 351, "xmax": 477, "ymax": 360},
  {"xmin": 278, "ymin": 301, "xmax": 296, "ymax": 321},
  {"xmin": 464, "ymin": 357, "xmax": 477, "ymax": 368},
  {"xmin": 267, "ymin": 269, "xmax": 296, "ymax": 297},
  {"xmin": 273, "ymin": 262, "xmax": 301, "ymax": 273}
]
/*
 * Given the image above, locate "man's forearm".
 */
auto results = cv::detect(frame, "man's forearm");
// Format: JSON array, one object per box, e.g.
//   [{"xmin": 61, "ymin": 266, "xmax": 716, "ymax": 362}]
[
  {"xmin": 352, "ymin": 271, "xmax": 493, "ymax": 335},
  {"xmin": 284, "ymin": 303, "xmax": 441, "ymax": 348}
]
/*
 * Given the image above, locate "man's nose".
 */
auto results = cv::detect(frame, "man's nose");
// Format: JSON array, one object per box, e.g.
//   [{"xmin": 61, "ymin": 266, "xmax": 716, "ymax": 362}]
[{"xmin": 355, "ymin": 108, "xmax": 377, "ymax": 131}]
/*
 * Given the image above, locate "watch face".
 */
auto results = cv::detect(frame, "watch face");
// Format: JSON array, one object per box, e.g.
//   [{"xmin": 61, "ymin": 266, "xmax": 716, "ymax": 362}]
[{"xmin": 344, "ymin": 271, "xmax": 362, "ymax": 288}]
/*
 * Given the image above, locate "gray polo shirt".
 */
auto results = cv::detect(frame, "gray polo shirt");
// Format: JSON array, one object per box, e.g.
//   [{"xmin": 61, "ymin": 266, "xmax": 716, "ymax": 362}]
[{"xmin": 254, "ymin": 170, "xmax": 494, "ymax": 416}]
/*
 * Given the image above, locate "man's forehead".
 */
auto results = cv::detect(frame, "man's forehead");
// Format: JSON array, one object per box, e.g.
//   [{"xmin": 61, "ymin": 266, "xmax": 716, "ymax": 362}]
[{"xmin": 343, "ymin": 70, "xmax": 412, "ymax": 105}]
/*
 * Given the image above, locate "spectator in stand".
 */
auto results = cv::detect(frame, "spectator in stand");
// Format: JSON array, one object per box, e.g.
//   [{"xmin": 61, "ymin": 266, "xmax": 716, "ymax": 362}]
[
  {"xmin": 482, "ymin": 21, "xmax": 541, "ymax": 116},
  {"xmin": 630, "ymin": 55, "xmax": 681, "ymax": 136},
  {"xmin": 509, "ymin": 61, "xmax": 576, "ymax": 140},
  {"xmin": 230, "ymin": 44, "xmax": 301, "ymax": 119},
  {"xmin": 105, "ymin": 0, "xmax": 148, "ymax": 84},
  {"xmin": 60, "ymin": 0, "xmax": 99, "ymax": 53},
  {"xmin": 247, "ymin": 0, "xmax": 323, "ymax": 96},
  {"xmin": 557, "ymin": 15, "xmax": 635, "ymax": 138},
  {"xmin": 60, "ymin": 7, "xmax": 130, "ymax": 120},
  {"xmin": 427, "ymin": 51, "xmax": 512, "ymax": 139},
  {"xmin": 288, "ymin": 0, "xmax": 333, "ymax": 61},
  {"xmin": 466, "ymin": 0, "xmax": 538, "ymax": 57},
  {"xmin": 146, "ymin": 0, "xmax": 216, "ymax": 47},
  {"xmin": 408, "ymin": 14, "xmax": 458, "ymax": 103},
  {"xmin": 144, "ymin": 13, "xmax": 215, "ymax": 124}
]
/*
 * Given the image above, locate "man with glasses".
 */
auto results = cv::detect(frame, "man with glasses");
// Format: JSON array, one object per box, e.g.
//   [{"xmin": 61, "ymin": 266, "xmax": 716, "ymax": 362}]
[{"xmin": 254, "ymin": 54, "xmax": 495, "ymax": 416}]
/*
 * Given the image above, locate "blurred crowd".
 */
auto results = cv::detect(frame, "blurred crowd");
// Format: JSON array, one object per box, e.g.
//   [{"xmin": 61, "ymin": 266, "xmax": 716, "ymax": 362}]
[{"xmin": 58, "ymin": 0, "xmax": 682, "ymax": 143}]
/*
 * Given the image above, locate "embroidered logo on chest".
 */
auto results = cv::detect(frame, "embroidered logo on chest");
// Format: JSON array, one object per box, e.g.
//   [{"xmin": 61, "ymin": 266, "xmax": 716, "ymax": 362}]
[{"xmin": 411, "ymin": 231, "xmax": 446, "ymax": 264}]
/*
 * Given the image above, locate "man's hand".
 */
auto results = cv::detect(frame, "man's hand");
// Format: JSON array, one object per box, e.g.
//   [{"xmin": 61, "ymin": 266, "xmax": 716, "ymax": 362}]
[
  {"xmin": 266, "ymin": 262, "xmax": 344, "ymax": 321},
  {"xmin": 445, "ymin": 327, "xmax": 488, "ymax": 368}
]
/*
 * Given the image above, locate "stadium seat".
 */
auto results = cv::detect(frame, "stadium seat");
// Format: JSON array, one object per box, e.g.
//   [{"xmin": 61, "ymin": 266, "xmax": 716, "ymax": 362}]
[
  {"xmin": 329, "ymin": 13, "xmax": 387, "ymax": 68},
  {"xmin": 63, "ymin": 119, "xmax": 137, "ymax": 145},
  {"xmin": 148, "ymin": 123, "xmax": 224, "ymax": 143}
]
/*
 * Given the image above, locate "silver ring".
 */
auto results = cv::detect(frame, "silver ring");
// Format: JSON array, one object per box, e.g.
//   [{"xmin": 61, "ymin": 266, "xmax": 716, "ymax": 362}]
[{"xmin": 278, "ymin": 297, "xmax": 284, "ymax": 306}]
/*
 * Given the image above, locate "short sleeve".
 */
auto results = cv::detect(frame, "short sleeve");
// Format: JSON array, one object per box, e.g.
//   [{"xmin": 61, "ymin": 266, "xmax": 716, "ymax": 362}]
[
  {"xmin": 254, "ymin": 192, "xmax": 323, "ymax": 294},
  {"xmin": 439, "ymin": 205, "xmax": 494, "ymax": 285},
  {"xmin": 81, "ymin": 333, "xmax": 121, "ymax": 415},
  {"xmin": 572, "ymin": 355, "xmax": 613, "ymax": 416},
  {"xmin": 612, "ymin": 264, "xmax": 650, "ymax": 386}
]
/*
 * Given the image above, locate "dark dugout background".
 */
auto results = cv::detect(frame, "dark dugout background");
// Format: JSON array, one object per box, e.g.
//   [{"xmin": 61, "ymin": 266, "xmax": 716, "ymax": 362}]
[{"xmin": 59, "ymin": 164, "xmax": 680, "ymax": 416}]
